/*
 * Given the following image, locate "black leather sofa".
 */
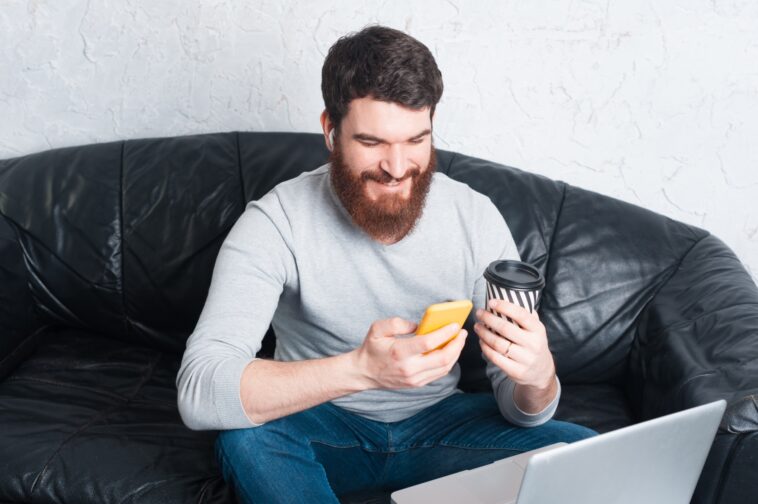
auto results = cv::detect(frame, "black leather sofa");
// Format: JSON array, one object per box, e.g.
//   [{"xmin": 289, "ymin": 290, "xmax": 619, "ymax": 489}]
[{"xmin": 0, "ymin": 131, "xmax": 756, "ymax": 504}]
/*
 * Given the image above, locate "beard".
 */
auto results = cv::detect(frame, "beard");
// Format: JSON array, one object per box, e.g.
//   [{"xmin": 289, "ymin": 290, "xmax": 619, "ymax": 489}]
[{"xmin": 329, "ymin": 142, "xmax": 437, "ymax": 244}]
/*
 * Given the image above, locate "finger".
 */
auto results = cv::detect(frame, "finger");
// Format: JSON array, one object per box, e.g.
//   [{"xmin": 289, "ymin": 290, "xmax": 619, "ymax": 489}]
[
  {"xmin": 487, "ymin": 299, "xmax": 541, "ymax": 332},
  {"xmin": 474, "ymin": 322, "xmax": 513, "ymax": 356},
  {"xmin": 408, "ymin": 332, "xmax": 468, "ymax": 384},
  {"xmin": 476, "ymin": 309, "xmax": 530, "ymax": 347},
  {"xmin": 410, "ymin": 363, "xmax": 457, "ymax": 387},
  {"xmin": 479, "ymin": 339, "xmax": 526, "ymax": 379},
  {"xmin": 474, "ymin": 321, "xmax": 531, "ymax": 365},
  {"xmin": 421, "ymin": 328, "xmax": 468, "ymax": 368},
  {"xmin": 398, "ymin": 322, "xmax": 461, "ymax": 357},
  {"xmin": 403, "ymin": 329, "xmax": 468, "ymax": 374},
  {"xmin": 373, "ymin": 317, "xmax": 418, "ymax": 338},
  {"xmin": 497, "ymin": 340, "xmax": 529, "ymax": 365}
]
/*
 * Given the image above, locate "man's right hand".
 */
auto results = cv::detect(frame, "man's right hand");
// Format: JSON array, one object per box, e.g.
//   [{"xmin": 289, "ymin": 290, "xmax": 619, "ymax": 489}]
[
  {"xmin": 352, "ymin": 317, "xmax": 468, "ymax": 390},
  {"xmin": 238, "ymin": 317, "xmax": 467, "ymax": 425}
]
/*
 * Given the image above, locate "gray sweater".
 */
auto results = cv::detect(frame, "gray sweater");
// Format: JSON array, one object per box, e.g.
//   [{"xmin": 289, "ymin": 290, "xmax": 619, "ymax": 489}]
[{"xmin": 176, "ymin": 163, "xmax": 560, "ymax": 431}]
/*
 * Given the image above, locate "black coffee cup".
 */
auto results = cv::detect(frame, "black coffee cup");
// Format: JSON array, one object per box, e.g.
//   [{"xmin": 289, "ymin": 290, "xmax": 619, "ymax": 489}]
[{"xmin": 484, "ymin": 260, "xmax": 545, "ymax": 324}]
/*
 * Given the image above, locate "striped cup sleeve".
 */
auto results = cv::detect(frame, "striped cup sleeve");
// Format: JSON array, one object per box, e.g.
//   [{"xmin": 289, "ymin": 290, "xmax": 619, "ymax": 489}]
[{"xmin": 485, "ymin": 281, "xmax": 541, "ymax": 325}]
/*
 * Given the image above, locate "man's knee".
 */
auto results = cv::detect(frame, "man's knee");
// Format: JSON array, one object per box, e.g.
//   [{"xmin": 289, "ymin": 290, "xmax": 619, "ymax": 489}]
[
  {"xmin": 534, "ymin": 419, "xmax": 598, "ymax": 444},
  {"xmin": 215, "ymin": 418, "xmax": 308, "ymax": 470},
  {"xmin": 216, "ymin": 427, "xmax": 262, "ymax": 470}
]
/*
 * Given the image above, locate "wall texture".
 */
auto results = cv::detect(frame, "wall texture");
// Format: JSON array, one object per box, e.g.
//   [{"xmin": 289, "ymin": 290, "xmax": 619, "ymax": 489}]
[{"xmin": 1, "ymin": 0, "xmax": 756, "ymax": 281}]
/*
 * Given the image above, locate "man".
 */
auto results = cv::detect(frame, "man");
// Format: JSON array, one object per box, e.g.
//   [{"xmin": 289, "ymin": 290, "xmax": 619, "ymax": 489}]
[{"xmin": 176, "ymin": 25, "xmax": 596, "ymax": 502}]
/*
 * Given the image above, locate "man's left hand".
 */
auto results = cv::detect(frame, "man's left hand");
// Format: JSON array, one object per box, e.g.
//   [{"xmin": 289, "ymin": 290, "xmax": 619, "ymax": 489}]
[{"xmin": 474, "ymin": 299, "xmax": 556, "ymax": 390}]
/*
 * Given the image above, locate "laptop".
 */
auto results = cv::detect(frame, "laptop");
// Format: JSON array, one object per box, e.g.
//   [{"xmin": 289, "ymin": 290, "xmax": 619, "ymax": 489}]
[{"xmin": 391, "ymin": 400, "xmax": 726, "ymax": 504}]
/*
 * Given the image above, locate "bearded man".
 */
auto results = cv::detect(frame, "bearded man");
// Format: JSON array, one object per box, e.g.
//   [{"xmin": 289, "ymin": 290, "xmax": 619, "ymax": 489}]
[{"xmin": 177, "ymin": 25, "xmax": 596, "ymax": 503}]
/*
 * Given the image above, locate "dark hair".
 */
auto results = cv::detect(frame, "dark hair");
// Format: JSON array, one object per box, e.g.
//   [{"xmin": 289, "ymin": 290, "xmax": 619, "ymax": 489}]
[{"xmin": 321, "ymin": 25, "xmax": 444, "ymax": 131}]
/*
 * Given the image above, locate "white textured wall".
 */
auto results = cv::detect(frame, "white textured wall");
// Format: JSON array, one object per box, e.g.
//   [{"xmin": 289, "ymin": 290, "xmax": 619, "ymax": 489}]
[{"xmin": 1, "ymin": 0, "xmax": 756, "ymax": 281}]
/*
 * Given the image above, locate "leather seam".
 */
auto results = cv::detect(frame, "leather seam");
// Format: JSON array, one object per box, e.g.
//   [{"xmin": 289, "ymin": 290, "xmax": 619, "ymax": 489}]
[
  {"xmin": 0, "ymin": 213, "xmax": 38, "ymax": 375},
  {"xmin": 645, "ymin": 301, "xmax": 758, "ymax": 339},
  {"xmin": 119, "ymin": 140, "xmax": 128, "ymax": 337},
  {"xmin": 1, "ymin": 213, "xmax": 119, "ymax": 316},
  {"xmin": 236, "ymin": 132, "xmax": 246, "ymax": 205},
  {"xmin": 656, "ymin": 232, "xmax": 710, "ymax": 294},
  {"xmin": 636, "ymin": 232, "xmax": 716, "ymax": 341},
  {"xmin": 117, "ymin": 480, "xmax": 165, "ymax": 502},
  {"xmin": 542, "ymin": 181, "xmax": 567, "ymax": 288},
  {"xmin": 628, "ymin": 232, "xmax": 718, "ymax": 417},
  {"xmin": 28, "ymin": 352, "xmax": 161, "ymax": 496},
  {"xmin": 196, "ymin": 477, "xmax": 214, "ymax": 504},
  {"xmin": 0, "ymin": 324, "xmax": 48, "ymax": 371},
  {"xmin": 713, "ymin": 432, "xmax": 749, "ymax": 503},
  {"xmin": 4, "ymin": 218, "xmax": 118, "ymax": 294},
  {"xmin": 441, "ymin": 150, "xmax": 457, "ymax": 175},
  {"xmin": 671, "ymin": 371, "xmax": 719, "ymax": 404},
  {"xmin": 8, "ymin": 376, "xmax": 128, "ymax": 401}
]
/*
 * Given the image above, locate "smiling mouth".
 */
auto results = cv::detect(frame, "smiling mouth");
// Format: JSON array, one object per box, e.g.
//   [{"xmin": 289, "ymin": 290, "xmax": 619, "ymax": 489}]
[{"xmin": 371, "ymin": 178, "xmax": 408, "ymax": 190}]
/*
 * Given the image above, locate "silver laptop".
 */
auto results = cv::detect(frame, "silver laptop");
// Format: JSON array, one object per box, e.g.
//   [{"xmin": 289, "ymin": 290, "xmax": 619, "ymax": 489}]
[{"xmin": 391, "ymin": 400, "xmax": 726, "ymax": 504}]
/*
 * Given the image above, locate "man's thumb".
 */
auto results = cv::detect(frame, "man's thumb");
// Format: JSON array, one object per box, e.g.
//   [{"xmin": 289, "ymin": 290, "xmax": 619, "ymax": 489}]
[{"xmin": 389, "ymin": 317, "xmax": 417, "ymax": 336}]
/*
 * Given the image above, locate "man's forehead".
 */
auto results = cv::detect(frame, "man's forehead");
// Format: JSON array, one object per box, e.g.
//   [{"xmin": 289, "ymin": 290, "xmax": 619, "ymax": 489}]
[{"xmin": 342, "ymin": 97, "xmax": 431, "ymax": 139}]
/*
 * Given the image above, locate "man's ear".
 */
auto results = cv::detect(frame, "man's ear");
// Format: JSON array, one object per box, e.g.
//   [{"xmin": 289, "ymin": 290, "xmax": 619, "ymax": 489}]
[{"xmin": 320, "ymin": 110, "xmax": 334, "ymax": 151}]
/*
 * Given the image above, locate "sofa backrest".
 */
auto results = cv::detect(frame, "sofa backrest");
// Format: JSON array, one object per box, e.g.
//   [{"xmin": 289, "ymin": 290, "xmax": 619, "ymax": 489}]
[
  {"xmin": 0, "ymin": 131, "xmax": 709, "ymax": 385},
  {"xmin": 0, "ymin": 132, "xmax": 324, "ymax": 356}
]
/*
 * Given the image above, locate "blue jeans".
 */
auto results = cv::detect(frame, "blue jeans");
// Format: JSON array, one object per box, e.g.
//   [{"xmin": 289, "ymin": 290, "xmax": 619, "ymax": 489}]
[{"xmin": 215, "ymin": 392, "xmax": 597, "ymax": 503}]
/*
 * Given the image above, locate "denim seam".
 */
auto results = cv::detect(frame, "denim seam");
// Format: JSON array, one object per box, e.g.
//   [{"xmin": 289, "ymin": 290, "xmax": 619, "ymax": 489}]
[
  {"xmin": 310, "ymin": 440, "xmax": 365, "ymax": 450},
  {"xmin": 378, "ymin": 451, "xmax": 394, "ymax": 483},
  {"xmin": 438, "ymin": 441, "xmax": 523, "ymax": 452},
  {"xmin": 375, "ymin": 441, "xmax": 523, "ymax": 453},
  {"xmin": 387, "ymin": 442, "xmax": 436, "ymax": 451}
]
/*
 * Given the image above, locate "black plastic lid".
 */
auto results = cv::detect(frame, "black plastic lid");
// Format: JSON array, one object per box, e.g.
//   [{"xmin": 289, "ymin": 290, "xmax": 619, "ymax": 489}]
[{"xmin": 484, "ymin": 260, "xmax": 545, "ymax": 291}]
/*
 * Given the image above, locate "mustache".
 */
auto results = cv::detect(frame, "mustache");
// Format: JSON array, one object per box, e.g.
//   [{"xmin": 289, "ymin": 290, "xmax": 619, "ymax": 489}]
[{"xmin": 361, "ymin": 167, "xmax": 421, "ymax": 184}]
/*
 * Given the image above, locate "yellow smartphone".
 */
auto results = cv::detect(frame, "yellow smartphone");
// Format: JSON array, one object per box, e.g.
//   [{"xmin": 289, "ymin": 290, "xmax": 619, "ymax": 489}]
[{"xmin": 416, "ymin": 300, "xmax": 473, "ymax": 352}]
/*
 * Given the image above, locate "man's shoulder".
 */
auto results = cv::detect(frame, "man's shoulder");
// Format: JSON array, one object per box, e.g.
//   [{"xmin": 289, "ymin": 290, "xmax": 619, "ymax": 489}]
[
  {"xmin": 432, "ymin": 171, "xmax": 497, "ymax": 212},
  {"xmin": 276, "ymin": 163, "xmax": 330, "ymax": 191},
  {"xmin": 245, "ymin": 163, "xmax": 329, "ymax": 211}
]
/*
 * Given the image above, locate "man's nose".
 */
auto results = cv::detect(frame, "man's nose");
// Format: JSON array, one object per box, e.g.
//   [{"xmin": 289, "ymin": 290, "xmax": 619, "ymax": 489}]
[{"xmin": 379, "ymin": 143, "xmax": 410, "ymax": 180}]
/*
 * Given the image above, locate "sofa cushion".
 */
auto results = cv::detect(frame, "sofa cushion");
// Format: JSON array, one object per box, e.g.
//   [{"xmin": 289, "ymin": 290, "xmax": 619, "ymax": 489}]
[
  {"xmin": 0, "ymin": 327, "xmax": 232, "ymax": 504},
  {"xmin": 554, "ymin": 383, "xmax": 636, "ymax": 434}
]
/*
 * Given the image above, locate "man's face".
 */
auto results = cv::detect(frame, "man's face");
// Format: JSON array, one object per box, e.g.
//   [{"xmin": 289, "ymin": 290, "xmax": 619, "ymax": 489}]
[{"xmin": 328, "ymin": 97, "xmax": 436, "ymax": 244}]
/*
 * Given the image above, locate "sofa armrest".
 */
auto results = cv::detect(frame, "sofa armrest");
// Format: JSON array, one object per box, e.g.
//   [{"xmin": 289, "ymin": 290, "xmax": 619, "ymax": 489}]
[{"xmin": 627, "ymin": 234, "xmax": 758, "ymax": 432}]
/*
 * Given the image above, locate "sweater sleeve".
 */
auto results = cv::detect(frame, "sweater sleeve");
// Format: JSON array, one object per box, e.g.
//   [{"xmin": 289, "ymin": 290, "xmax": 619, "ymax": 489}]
[
  {"xmin": 472, "ymin": 197, "xmax": 560, "ymax": 427},
  {"xmin": 176, "ymin": 196, "xmax": 296, "ymax": 431}
]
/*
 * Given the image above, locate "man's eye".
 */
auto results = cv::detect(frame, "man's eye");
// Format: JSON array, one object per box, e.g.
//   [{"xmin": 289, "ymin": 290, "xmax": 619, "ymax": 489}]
[
  {"xmin": 409, "ymin": 138, "xmax": 425, "ymax": 144},
  {"xmin": 361, "ymin": 141, "xmax": 379, "ymax": 147}
]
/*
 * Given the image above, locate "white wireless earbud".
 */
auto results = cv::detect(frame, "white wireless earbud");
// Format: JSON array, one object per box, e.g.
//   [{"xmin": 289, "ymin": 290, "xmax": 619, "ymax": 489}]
[{"xmin": 328, "ymin": 129, "xmax": 335, "ymax": 151}]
